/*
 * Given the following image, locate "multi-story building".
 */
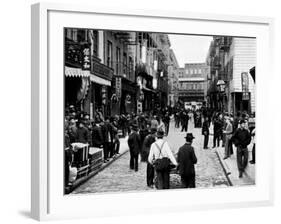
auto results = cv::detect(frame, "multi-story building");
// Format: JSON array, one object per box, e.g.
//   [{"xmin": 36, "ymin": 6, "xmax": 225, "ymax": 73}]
[
  {"xmin": 206, "ymin": 36, "xmax": 256, "ymax": 114},
  {"xmin": 178, "ymin": 63, "xmax": 209, "ymax": 104},
  {"xmin": 64, "ymin": 28, "xmax": 173, "ymax": 118},
  {"xmin": 135, "ymin": 32, "xmax": 171, "ymax": 113}
]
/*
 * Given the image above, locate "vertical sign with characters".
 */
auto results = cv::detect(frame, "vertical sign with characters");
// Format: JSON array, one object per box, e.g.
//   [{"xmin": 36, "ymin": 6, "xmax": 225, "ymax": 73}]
[
  {"xmin": 241, "ymin": 72, "xmax": 250, "ymax": 100},
  {"xmin": 82, "ymin": 45, "xmax": 91, "ymax": 70},
  {"xmin": 115, "ymin": 77, "xmax": 122, "ymax": 99}
]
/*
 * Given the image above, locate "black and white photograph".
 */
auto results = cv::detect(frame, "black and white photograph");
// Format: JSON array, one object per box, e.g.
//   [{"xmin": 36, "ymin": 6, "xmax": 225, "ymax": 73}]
[{"xmin": 63, "ymin": 28, "xmax": 256, "ymax": 195}]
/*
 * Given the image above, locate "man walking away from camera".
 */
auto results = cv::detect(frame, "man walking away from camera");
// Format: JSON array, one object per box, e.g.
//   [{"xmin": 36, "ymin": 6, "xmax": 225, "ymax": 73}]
[
  {"xmin": 148, "ymin": 130, "xmax": 177, "ymax": 189},
  {"xmin": 177, "ymin": 133, "xmax": 197, "ymax": 188},
  {"xmin": 202, "ymin": 117, "xmax": 210, "ymax": 149},
  {"xmin": 127, "ymin": 124, "xmax": 141, "ymax": 172}
]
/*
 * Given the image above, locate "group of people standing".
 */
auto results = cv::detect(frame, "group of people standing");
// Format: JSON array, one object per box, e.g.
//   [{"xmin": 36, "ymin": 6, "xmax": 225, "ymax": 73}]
[
  {"xmin": 127, "ymin": 124, "xmax": 197, "ymax": 189},
  {"xmin": 201, "ymin": 110, "xmax": 255, "ymax": 178}
]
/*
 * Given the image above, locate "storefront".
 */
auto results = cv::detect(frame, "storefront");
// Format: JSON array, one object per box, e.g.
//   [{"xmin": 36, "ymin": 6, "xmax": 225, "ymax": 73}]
[
  {"xmin": 64, "ymin": 66, "xmax": 90, "ymax": 112},
  {"xmin": 90, "ymin": 56, "xmax": 113, "ymax": 119}
]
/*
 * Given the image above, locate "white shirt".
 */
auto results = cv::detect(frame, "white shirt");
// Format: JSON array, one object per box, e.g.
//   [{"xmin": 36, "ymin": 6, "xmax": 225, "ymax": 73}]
[{"xmin": 148, "ymin": 139, "xmax": 178, "ymax": 166}]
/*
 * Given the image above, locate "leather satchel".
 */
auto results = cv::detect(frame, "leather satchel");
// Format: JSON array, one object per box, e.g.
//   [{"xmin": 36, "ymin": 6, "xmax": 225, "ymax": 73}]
[{"xmin": 154, "ymin": 141, "xmax": 171, "ymax": 171}]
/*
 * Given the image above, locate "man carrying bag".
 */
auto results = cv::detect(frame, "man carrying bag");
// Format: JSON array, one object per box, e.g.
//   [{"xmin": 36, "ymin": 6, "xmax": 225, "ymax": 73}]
[{"xmin": 148, "ymin": 130, "xmax": 177, "ymax": 189}]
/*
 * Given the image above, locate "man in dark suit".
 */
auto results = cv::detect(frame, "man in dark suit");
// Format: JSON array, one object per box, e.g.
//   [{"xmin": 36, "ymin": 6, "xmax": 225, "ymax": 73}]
[
  {"xmin": 101, "ymin": 117, "xmax": 113, "ymax": 163},
  {"xmin": 181, "ymin": 110, "xmax": 189, "ymax": 132},
  {"xmin": 91, "ymin": 121, "xmax": 103, "ymax": 148},
  {"xmin": 127, "ymin": 124, "xmax": 141, "ymax": 171},
  {"xmin": 177, "ymin": 133, "xmax": 197, "ymax": 188},
  {"xmin": 202, "ymin": 117, "xmax": 210, "ymax": 149},
  {"xmin": 232, "ymin": 119, "xmax": 252, "ymax": 178}
]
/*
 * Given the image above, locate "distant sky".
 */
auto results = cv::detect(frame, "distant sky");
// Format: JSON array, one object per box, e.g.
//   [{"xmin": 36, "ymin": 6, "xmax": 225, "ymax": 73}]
[{"xmin": 169, "ymin": 34, "xmax": 213, "ymax": 67}]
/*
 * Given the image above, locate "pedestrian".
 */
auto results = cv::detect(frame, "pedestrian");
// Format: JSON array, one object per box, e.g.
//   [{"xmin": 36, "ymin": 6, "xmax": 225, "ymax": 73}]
[
  {"xmin": 175, "ymin": 110, "xmax": 180, "ymax": 128},
  {"xmin": 202, "ymin": 117, "xmax": 210, "ymax": 149},
  {"xmin": 156, "ymin": 116, "xmax": 165, "ymax": 134},
  {"xmin": 223, "ymin": 117, "xmax": 233, "ymax": 159},
  {"xmin": 163, "ymin": 112, "xmax": 170, "ymax": 136},
  {"xmin": 177, "ymin": 133, "xmax": 197, "ymax": 188},
  {"xmin": 232, "ymin": 120, "xmax": 252, "ymax": 178},
  {"xmin": 148, "ymin": 130, "xmax": 178, "ymax": 189},
  {"xmin": 150, "ymin": 115, "xmax": 158, "ymax": 130},
  {"xmin": 91, "ymin": 121, "xmax": 104, "ymax": 148},
  {"xmin": 181, "ymin": 110, "xmax": 189, "ymax": 132},
  {"xmin": 127, "ymin": 124, "xmax": 141, "ymax": 171},
  {"xmin": 212, "ymin": 115, "xmax": 221, "ymax": 148},
  {"xmin": 142, "ymin": 128, "xmax": 157, "ymax": 187},
  {"xmin": 68, "ymin": 118, "xmax": 77, "ymax": 143},
  {"xmin": 111, "ymin": 117, "xmax": 120, "ymax": 155},
  {"xmin": 249, "ymin": 128, "xmax": 256, "ymax": 164},
  {"xmin": 101, "ymin": 118, "xmax": 113, "ymax": 163},
  {"xmin": 75, "ymin": 120, "xmax": 89, "ymax": 144}
]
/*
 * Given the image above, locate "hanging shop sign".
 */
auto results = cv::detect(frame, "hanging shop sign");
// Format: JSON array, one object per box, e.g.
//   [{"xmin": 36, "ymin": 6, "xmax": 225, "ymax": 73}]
[
  {"xmin": 241, "ymin": 72, "xmax": 250, "ymax": 100},
  {"xmin": 115, "ymin": 77, "xmax": 122, "ymax": 99},
  {"xmin": 82, "ymin": 45, "xmax": 91, "ymax": 70}
]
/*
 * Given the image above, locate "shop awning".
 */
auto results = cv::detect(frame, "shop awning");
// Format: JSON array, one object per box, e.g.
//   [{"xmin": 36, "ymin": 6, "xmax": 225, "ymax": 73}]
[
  {"xmin": 90, "ymin": 74, "xmax": 111, "ymax": 86},
  {"xmin": 249, "ymin": 67, "xmax": 255, "ymax": 83},
  {"xmin": 65, "ymin": 66, "xmax": 90, "ymax": 78}
]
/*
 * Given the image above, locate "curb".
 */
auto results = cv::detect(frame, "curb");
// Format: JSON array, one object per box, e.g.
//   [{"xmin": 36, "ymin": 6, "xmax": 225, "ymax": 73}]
[
  {"xmin": 66, "ymin": 144, "xmax": 129, "ymax": 194},
  {"xmin": 215, "ymin": 148, "xmax": 233, "ymax": 186}
]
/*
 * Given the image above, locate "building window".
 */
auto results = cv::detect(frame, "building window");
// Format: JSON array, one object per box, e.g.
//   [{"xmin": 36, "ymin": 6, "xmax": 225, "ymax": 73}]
[
  {"xmin": 198, "ymin": 69, "xmax": 202, "ymax": 74},
  {"xmin": 107, "ymin": 41, "xmax": 113, "ymax": 68},
  {"xmin": 190, "ymin": 69, "xmax": 193, "ymax": 75},
  {"xmin": 77, "ymin": 29, "xmax": 87, "ymax": 42},
  {"xmin": 92, "ymin": 30, "xmax": 98, "ymax": 57},
  {"xmin": 186, "ymin": 69, "xmax": 189, "ymax": 74}
]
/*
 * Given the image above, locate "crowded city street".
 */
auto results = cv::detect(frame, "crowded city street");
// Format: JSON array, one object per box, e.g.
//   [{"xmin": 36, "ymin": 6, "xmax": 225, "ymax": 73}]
[
  {"xmin": 72, "ymin": 117, "xmax": 229, "ymax": 194},
  {"xmin": 64, "ymin": 29, "xmax": 256, "ymax": 195}
]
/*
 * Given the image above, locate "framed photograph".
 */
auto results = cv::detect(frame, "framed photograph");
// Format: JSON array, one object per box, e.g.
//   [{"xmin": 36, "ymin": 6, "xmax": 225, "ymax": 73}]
[{"xmin": 31, "ymin": 2, "xmax": 274, "ymax": 221}]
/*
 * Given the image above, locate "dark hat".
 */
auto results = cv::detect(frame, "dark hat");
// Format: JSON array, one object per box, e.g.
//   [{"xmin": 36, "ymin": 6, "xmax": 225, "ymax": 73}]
[
  {"xmin": 185, "ymin": 133, "xmax": 195, "ymax": 141},
  {"xmin": 131, "ymin": 123, "xmax": 138, "ymax": 131},
  {"xmin": 156, "ymin": 129, "xmax": 165, "ymax": 138},
  {"xmin": 150, "ymin": 128, "xmax": 157, "ymax": 134},
  {"xmin": 239, "ymin": 119, "xmax": 246, "ymax": 124}
]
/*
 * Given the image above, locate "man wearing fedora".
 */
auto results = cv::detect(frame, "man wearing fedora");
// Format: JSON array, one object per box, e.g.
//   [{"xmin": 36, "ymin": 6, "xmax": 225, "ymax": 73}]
[
  {"xmin": 127, "ymin": 123, "xmax": 141, "ymax": 172},
  {"xmin": 148, "ymin": 130, "xmax": 178, "ymax": 189},
  {"xmin": 177, "ymin": 133, "xmax": 197, "ymax": 188}
]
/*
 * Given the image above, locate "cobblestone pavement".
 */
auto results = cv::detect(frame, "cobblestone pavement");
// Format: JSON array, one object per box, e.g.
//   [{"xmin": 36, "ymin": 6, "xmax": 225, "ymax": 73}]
[{"xmin": 72, "ymin": 119, "xmax": 229, "ymax": 194}]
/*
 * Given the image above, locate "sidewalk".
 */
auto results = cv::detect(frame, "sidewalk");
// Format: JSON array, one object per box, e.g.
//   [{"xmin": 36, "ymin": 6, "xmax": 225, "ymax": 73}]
[
  {"xmin": 215, "ymin": 143, "xmax": 255, "ymax": 186},
  {"xmin": 66, "ymin": 136, "xmax": 129, "ymax": 194}
]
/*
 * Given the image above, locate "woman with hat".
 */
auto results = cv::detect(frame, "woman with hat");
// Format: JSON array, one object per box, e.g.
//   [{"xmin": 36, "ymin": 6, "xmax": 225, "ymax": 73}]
[{"xmin": 177, "ymin": 133, "xmax": 197, "ymax": 188}]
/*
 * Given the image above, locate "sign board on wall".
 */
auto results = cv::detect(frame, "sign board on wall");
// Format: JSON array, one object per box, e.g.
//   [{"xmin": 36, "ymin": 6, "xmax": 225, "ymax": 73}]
[
  {"xmin": 241, "ymin": 72, "xmax": 250, "ymax": 101},
  {"xmin": 115, "ymin": 77, "xmax": 122, "ymax": 99}
]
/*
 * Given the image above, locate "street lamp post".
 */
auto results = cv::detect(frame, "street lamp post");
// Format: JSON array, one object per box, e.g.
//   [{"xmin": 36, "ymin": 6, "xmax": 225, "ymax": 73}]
[{"xmin": 217, "ymin": 80, "xmax": 226, "ymax": 112}]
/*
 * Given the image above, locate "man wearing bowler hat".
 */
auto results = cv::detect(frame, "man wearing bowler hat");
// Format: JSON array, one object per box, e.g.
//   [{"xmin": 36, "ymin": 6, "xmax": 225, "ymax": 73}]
[
  {"xmin": 177, "ymin": 133, "xmax": 197, "ymax": 188},
  {"xmin": 127, "ymin": 123, "xmax": 141, "ymax": 171}
]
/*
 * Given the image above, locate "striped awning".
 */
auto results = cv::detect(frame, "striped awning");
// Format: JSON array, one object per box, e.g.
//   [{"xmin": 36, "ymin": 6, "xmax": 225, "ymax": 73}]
[{"xmin": 65, "ymin": 66, "xmax": 90, "ymax": 78}]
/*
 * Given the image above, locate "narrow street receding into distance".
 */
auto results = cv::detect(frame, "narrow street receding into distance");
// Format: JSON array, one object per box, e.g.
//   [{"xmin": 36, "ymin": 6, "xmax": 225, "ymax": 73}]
[{"xmin": 72, "ymin": 117, "xmax": 229, "ymax": 194}]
